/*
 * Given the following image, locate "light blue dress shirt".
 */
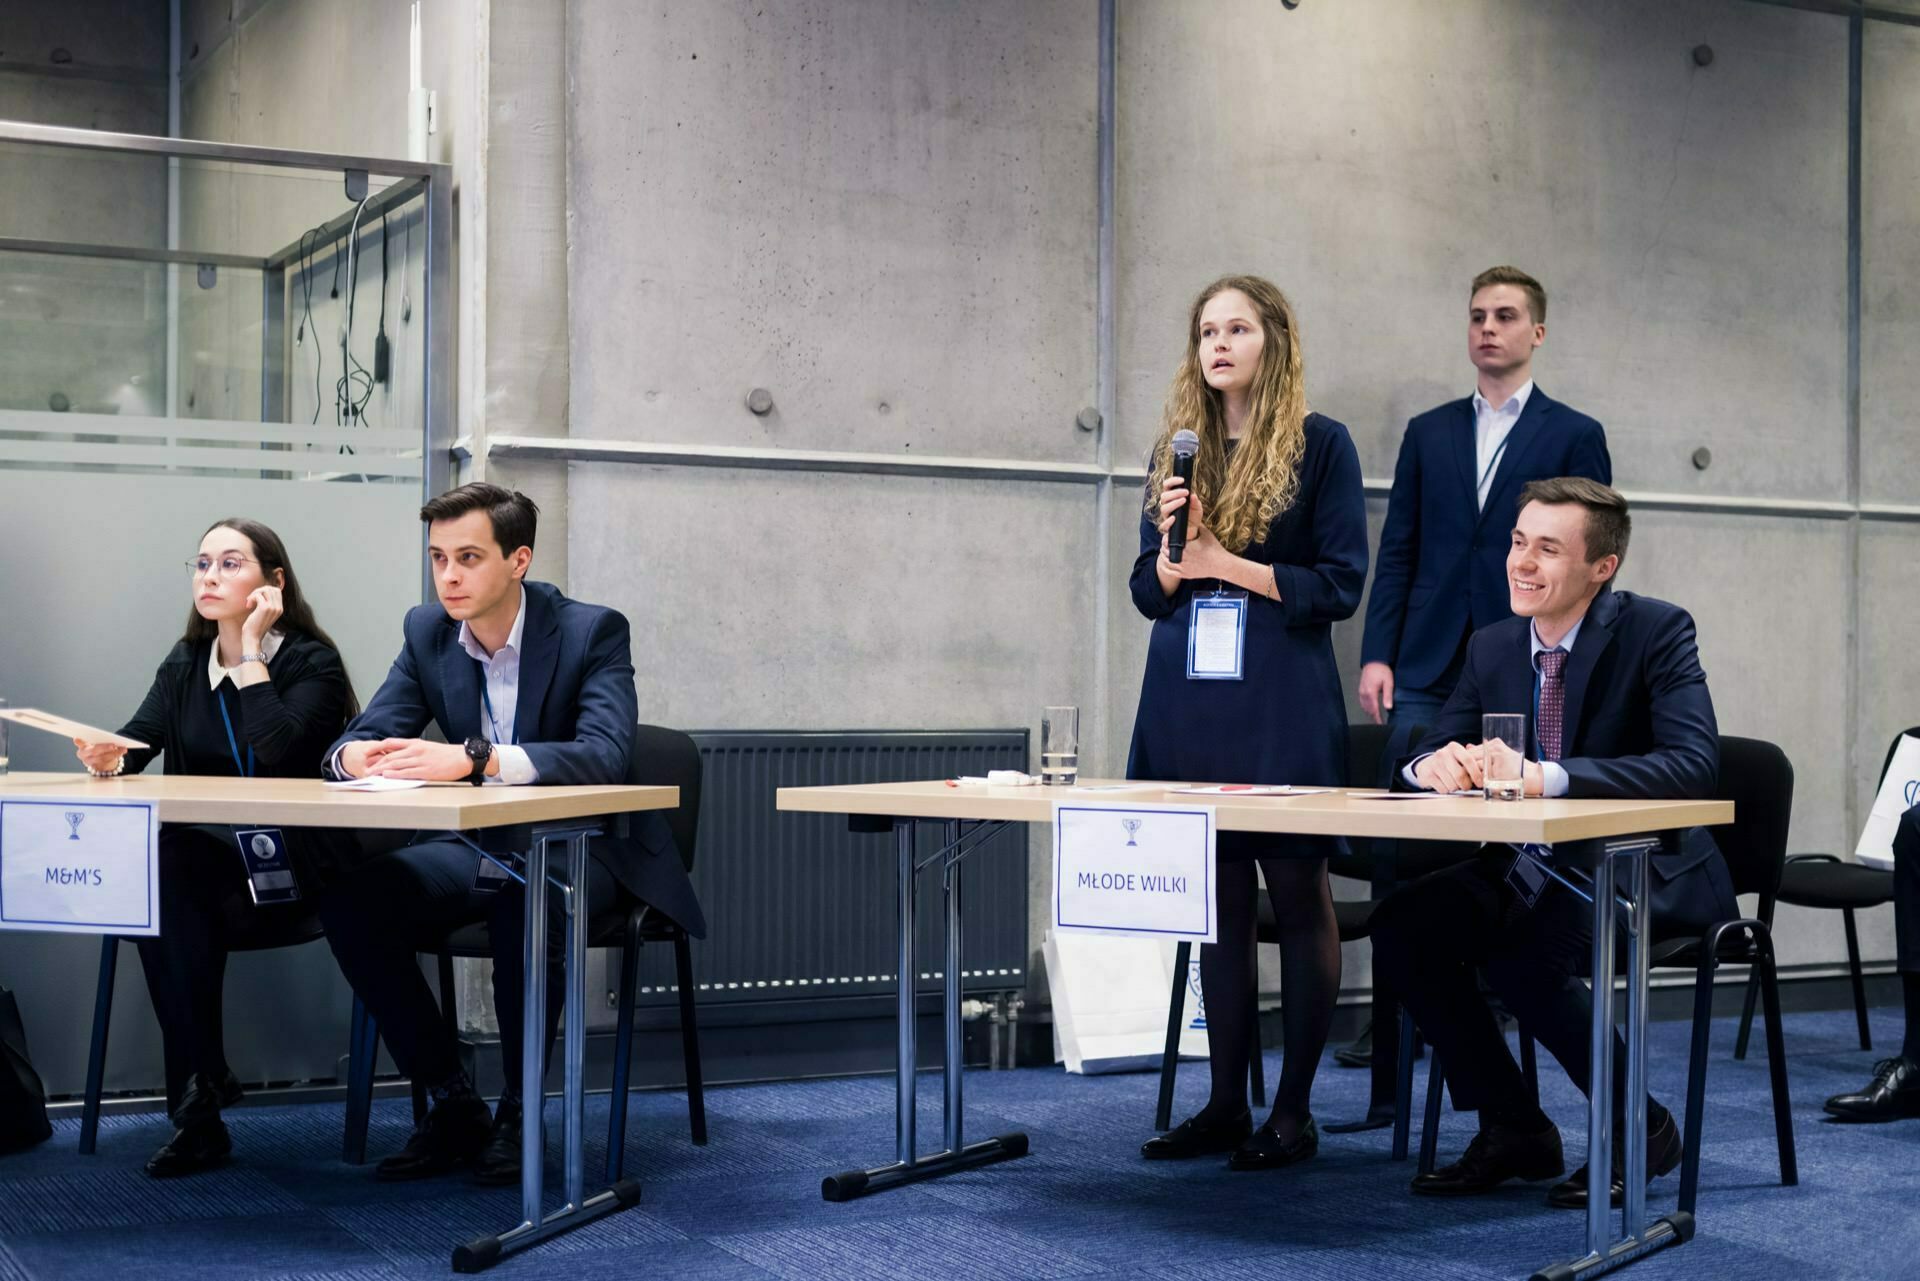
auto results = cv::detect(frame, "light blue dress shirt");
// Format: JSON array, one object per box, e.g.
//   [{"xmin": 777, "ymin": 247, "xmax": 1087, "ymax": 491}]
[{"xmin": 460, "ymin": 587, "xmax": 539, "ymax": 786}]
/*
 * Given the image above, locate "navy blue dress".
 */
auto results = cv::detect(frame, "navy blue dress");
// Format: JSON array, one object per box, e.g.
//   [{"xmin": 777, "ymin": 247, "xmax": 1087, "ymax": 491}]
[{"xmin": 1125, "ymin": 413, "xmax": 1369, "ymax": 859}]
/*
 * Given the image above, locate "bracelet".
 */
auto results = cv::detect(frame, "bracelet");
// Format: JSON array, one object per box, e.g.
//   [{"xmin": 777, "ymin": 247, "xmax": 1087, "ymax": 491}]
[
  {"xmin": 238, "ymin": 651, "xmax": 269, "ymax": 666},
  {"xmin": 87, "ymin": 757, "xmax": 126, "ymax": 779}
]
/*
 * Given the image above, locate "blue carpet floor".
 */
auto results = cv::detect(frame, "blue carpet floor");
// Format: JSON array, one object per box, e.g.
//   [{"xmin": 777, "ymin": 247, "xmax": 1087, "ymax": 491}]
[{"xmin": 1, "ymin": 1005, "xmax": 1914, "ymax": 1279}]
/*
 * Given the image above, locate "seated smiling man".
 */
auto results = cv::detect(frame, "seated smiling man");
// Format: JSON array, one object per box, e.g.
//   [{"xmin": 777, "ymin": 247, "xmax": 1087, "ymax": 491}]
[
  {"xmin": 320, "ymin": 482, "xmax": 703, "ymax": 1184},
  {"xmin": 1367, "ymin": 477, "xmax": 1735, "ymax": 1210}
]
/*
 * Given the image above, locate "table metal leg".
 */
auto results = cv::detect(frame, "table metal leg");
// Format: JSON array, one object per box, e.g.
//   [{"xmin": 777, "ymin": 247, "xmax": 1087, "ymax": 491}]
[
  {"xmin": 454, "ymin": 823, "xmax": 639, "ymax": 1272},
  {"xmin": 821, "ymin": 818, "xmax": 1028, "ymax": 1201},
  {"xmin": 1531, "ymin": 836, "xmax": 1692, "ymax": 1281}
]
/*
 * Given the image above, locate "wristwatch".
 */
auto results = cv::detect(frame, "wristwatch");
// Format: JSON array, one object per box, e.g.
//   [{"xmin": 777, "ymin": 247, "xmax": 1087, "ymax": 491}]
[
  {"xmin": 463, "ymin": 736, "xmax": 493, "ymax": 785},
  {"xmin": 238, "ymin": 651, "xmax": 269, "ymax": 666}
]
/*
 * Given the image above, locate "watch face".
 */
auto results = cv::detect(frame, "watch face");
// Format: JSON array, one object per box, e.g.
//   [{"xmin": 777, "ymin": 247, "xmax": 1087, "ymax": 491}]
[{"xmin": 466, "ymin": 737, "xmax": 490, "ymax": 762}]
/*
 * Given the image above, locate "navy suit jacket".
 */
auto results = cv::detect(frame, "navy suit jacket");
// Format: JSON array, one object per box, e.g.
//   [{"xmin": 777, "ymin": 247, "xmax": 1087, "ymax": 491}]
[
  {"xmin": 325, "ymin": 579, "xmax": 705, "ymax": 936},
  {"xmin": 1362, "ymin": 389, "xmax": 1611, "ymax": 691},
  {"xmin": 1396, "ymin": 589, "xmax": 1736, "ymax": 933}
]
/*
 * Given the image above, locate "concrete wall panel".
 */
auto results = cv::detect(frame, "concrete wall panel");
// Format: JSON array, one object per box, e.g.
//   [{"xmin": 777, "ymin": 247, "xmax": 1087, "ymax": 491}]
[
  {"xmin": 1862, "ymin": 20, "xmax": 1920, "ymax": 507},
  {"xmin": 1118, "ymin": 0, "xmax": 1849, "ymax": 502},
  {"xmin": 566, "ymin": 0, "xmax": 1097, "ymax": 461}
]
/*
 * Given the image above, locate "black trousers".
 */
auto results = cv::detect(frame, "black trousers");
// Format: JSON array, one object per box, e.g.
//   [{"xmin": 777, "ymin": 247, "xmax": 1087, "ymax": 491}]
[
  {"xmin": 1370, "ymin": 850, "xmax": 1648, "ymax": 1131},
  {"xmin": 318, "ymin": 837, "xmax": 616, "ymax": 1100},
  {"xmin": 134, "ymin": 827, "xmax": 307, "ymax": 1103},
  {"xmin": 1894, "ymin": 806, "xmax": 1920, "ymax": 974}
]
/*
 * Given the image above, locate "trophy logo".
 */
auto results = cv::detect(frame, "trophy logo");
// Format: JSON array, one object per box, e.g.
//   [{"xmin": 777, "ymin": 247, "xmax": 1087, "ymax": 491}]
[
  {"xmin": 64, "ymin": 812, "xmax": 84, "ymax": 841},
  {"xmin": 1187, "ymin": 959, "xmax": 1207, "ymax": 1031},
  {"xmin": 1121, "ymin": 818, "xmax": 1142, "ymax": 847},
  {"xmin": 1906, "ymin": 779, "xmax": 1919, "ymax": 809}
]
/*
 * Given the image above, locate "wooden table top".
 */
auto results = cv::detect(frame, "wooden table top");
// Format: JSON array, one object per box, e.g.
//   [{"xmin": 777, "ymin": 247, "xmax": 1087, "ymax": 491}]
[
  {"xmin": 776, "ymin": 779, "xmax": 1731, "ymax": 845},
  {"xmin": 0, "ymin": 772, "xmax": 675, "ymax": 831}
]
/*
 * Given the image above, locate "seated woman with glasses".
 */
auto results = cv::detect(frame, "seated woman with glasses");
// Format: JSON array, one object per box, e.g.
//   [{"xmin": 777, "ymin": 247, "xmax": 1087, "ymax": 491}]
[{"xmin": 73, "ymin": 518, "xmax": 357, "ymax": 1177}]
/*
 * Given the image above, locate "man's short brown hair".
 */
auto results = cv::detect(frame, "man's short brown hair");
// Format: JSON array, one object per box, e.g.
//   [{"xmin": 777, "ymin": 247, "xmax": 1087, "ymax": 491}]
[
  {"xmin": 420, "ymin": 482, "xmax": 539, "ymax": 556},
  {"xmin": 1517, "ymin": 477, "xmax": 1628, "ymax": 565},
  {"xmin": 1471, "ymin": 266, "xmax": 1546, "ymax": 325}
]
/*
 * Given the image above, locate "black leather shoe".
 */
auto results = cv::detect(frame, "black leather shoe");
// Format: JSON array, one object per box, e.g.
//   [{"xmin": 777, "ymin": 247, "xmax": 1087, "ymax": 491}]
[
  {"xmin": 215, "ymin": 1069, "xmax": 244, "ymax": 1109},
  {"xmin": 146, "ymin": 1072, "xmax": 234, "ymax": 1178},
  {"xmin": 1141, "ymin": 1109, "xmax": 1252, "ymax": 1160},
  {"xmin": 1411, "ymin": 1120, "xmax": 1564, "ymax": 1196},
  {"xmin": 1546, "ymin": 1107, "xmax": 1682, "ymax": 1210},
  {"xmin": 473, "ymin": 1100, "xmax": 523, "ymax": 1186},
  {"xmin": 1228, "ymin": 1116, "xmax": 1318, "ymax": 1171},
  {"xmin": 1824, "ymin": 1056, "xmax": 1920, "ymax": 1123},
  {"xmin": 145, "ymin": 1118, "xmax": 232, "ymax": 1177},
  {"xmin": 375, "ymin": 1094, "xmax": 492, "ymax": 1181},
  {"xmin": 1324, "ymin": 1102, "xmax": 1397, "ymax": 1134},
  {"xmin": 1333, "ymin": 1021, "xmax": 1373, "ymax": 1068}
]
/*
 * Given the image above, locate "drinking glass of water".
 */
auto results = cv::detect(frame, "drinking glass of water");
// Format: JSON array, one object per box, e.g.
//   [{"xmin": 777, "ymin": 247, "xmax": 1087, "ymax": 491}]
[
  {"xmin": 1482, "ymin": 713, "xmax": 1526, "ymax": 801},
  {"xmin": 0, "ymin": 696, "xmax": 9, "ymax": 777},
  {"xmin": 1041, "ymin": 706, "xmax": 1079, "ymax": 786}
]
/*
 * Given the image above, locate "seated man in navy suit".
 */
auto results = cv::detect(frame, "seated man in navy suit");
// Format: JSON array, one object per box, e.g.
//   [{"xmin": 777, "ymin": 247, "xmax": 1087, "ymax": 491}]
[
  {"xmin": 1369, "ymin": 477, "xmax": 1736, "ymax": 1209},
  {"xmin": 1825, "ymin": 803, "xmax": 1920, "ymax": 1121},
  {"xmin": 319, "ymin": 483, "xmax": 704, "ymax": 1184}
]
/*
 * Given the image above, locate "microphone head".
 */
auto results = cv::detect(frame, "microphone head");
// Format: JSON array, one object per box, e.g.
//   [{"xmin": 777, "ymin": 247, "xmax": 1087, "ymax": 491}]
[{"xmin": 1170, "ymin": 429, "xmax": 1200, "ymax": 459}]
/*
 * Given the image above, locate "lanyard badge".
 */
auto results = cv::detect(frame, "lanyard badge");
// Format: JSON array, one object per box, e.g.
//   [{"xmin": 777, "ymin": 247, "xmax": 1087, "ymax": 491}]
[
  {"xmin": 218, "ymin": 690, "xmax": 298, "ymax": 903},
  {"xmin": 1187, "ymin": 590, "xmax": 1248, "ymax": 681}
]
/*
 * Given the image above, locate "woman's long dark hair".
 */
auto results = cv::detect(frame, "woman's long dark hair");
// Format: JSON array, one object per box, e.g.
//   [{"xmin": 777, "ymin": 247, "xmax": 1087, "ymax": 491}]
[{"xmin": 181, "ymin": 517, "xmax": 360, "ymax": 717}]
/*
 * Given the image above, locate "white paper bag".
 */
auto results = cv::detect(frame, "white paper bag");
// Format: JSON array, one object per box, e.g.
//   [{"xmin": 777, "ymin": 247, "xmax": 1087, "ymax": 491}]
[
  {"xmin": 1856, "ymin": 734, "xmax": 1920, "ymax": 871},
  {"xmin": 1045, "ymin": 931, "xmax": 1209, "ymax": 1074}
]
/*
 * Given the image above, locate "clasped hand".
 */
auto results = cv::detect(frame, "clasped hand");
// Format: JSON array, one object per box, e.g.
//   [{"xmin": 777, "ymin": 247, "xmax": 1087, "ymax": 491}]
[
  {"xmin": 1156, "ymin": 476, "xmax": 1225, "ymax": 579},
  {"xmin": 342, "ymin": 737, "xmax": 480, "ymax": 782},
  {"xmin": 1413, "ymin": 739, "xmax": 1544, "ymax": 796}
]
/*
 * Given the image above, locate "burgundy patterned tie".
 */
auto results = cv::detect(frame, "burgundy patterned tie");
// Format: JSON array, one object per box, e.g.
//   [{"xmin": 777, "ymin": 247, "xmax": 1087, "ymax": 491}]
[{"xmin": 1537, "ymin": 648, "xmax": 1569, "ymax": 763}]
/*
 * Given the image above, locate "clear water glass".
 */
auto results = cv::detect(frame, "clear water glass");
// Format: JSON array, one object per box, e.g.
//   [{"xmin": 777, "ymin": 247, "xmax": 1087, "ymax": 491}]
[
  {"xmin": 1041, "ymin": 706, "xmax": 1079, "ymax": 786},
  {"xmin": 1482, "ymin": 713, "xmax": 1526, "ymax": 801}
]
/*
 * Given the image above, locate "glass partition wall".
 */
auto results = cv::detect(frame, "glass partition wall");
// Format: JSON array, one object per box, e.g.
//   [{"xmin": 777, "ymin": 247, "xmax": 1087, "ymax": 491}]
[{"xmin": 0, "ymin": 121, "xmax": 452, "ymax": 1098}]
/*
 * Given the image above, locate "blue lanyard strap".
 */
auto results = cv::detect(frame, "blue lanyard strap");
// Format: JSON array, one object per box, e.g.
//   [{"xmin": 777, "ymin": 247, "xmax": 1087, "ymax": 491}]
[
  {"xmin": 479, "ymin": 668, "xmax": 518, "ymax": 745},
  {"xmin": 215, "ymin": 690, "xmax": 255, "ymax": 778}
]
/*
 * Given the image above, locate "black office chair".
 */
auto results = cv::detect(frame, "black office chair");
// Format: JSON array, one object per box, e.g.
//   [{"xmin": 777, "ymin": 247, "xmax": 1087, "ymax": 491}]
[
  {"xmin": 1407, "ymin": 735, "xmax": 1799, "ymax": 1208},
  {"xmin": 79, "ymin": 899, "xmax": 329, "ymax": 1154},
  {"xmin": 1733, "ymin": 726, "xmax": 1911, "ymax": 1059},
  {"xmin": 1671, "ymin": 735, "xmax": 1797, "ymax": 1212},
  {"xmin": 344, "ymin": 724, "xmax": 708, "ymax": 1178}
]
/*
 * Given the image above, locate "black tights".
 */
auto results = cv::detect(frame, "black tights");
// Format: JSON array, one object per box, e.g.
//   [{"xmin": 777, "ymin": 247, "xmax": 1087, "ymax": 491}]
[{"xmin": 1194, "ymin": 856, "xmax": 1340, "ymax": 1140}]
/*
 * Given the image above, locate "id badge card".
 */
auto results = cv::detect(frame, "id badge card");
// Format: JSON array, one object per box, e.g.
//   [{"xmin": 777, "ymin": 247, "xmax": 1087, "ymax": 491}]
[
  {"xmin": 472, "ymin": 852, "xmax": 516, "ymax": 894},
  {"xmin": 1505, "ymin": 843, "xmax": 1551, "ymax": 909},
  {"xmin": 233, "ymin": 828, "xmax": 301, "ymax": 905},
  {"xmin": 1187, "ymin": 591, "xmax": 1248, "ymax": 680}
]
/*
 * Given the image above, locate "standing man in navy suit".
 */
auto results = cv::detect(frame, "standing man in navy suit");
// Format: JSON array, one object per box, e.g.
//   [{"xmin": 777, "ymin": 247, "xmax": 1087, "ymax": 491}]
[
  {"xmin": 1358, "ymin": 267, "xmax": 1611, "ymax": 731},
  {"xmin": 1369, "ymin": 479, "xmax": 1735, "ymax": 1209},
  {"xmin": 319, "ymin": 483, "xmax": 704, "ymax": 1185}
]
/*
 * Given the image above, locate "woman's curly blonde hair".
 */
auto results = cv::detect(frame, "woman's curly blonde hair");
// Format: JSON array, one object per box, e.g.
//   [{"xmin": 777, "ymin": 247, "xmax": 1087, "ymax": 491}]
[{"xmin": 1144, "ymin": 275, "xmax": 1307, "ymax": 553}]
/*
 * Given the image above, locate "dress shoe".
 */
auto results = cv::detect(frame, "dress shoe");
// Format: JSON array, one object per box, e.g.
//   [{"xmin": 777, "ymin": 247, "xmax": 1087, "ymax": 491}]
[
  {"xmin": 1824, "ymin": 1055, "xmax": 1920, "ymax": 1123},
  {"xmin": 1324, "ymin": 1102, "xmax": 1397, "ymax": 1134},
  {"xmin": 1141, "ymin": 1109, "xmax": 1252, "ymax": 1160},
  {"xmin": 473, "ymin": 1099, "xmax": 523, "ymax": 1186},
  {"xmin": 1333, "ymin": 1021, "xmax": 1373, "ymax": 1068},
  {"xmin": 1546, "ymin": 1106, "xmax": 1682, "ymax": 1210},
  {"xmin": 145, "ymin": 1118, "xmax": 232, "ymax": 1177},
  {"xmin": 146, "ymin": 1072, "xmax": 234, "ymax": 1178},
  {"xmin": 1228, "ymin": 1116, "xmax": 1318, "ymax": 1171},
  {"xmin": 1411, "ymin": 1119, "xmax": 1564, "ymax": 1196},
  {"xmin": 375, "ymin": 1094, "xmax": 492, "ymax": 1181}
]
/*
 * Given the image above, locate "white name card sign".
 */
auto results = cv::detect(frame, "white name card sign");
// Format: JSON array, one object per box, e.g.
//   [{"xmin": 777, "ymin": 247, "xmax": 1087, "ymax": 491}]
[
  {"xmin": 0, "ymin": 797, "xmax": 160, "ymax": 936},
  {"xmin": 1052, "ymin": 801, "xmax": 1216, "ymax": 943}
]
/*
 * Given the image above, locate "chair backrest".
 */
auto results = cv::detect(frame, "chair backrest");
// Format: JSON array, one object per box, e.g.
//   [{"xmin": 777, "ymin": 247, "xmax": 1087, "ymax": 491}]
[
  {"xmin": 1710, "ymin": 735, "xmax": 1794, "ymax": 903},
  {"xmin": 631, "ymin": 722, "xmax": 703, "ymax": 873},
  {"xmin": 1345, "ymin": 721, "xmax": 1394, "ymax": 790}
]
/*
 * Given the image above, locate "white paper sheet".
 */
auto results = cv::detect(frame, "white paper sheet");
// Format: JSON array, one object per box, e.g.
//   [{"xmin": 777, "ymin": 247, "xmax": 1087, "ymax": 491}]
[{"xmin": 0, "ymin": 707, "xmax": 148, "ymax": 750}]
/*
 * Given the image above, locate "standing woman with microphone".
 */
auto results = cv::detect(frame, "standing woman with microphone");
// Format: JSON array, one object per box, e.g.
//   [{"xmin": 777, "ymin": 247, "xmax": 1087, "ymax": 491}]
[
  {"xmin": 1130, "ymin": 275, "xmax": 1368, "ymax": 1170},
  {"xmin": 73, "ymin": 518, "xmax": 356, "ymax": 1177}
]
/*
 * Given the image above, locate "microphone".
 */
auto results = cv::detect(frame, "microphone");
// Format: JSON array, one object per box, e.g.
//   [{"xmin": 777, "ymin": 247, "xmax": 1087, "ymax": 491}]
[{"xmin": 1167, "ymin": 429, "xmax": 1199, "ymax": 563}]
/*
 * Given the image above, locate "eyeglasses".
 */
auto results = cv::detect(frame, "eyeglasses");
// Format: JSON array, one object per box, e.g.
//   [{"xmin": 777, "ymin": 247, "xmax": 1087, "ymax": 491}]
[{"xmin": 186, "ymin": 554, "xmax": 260, "ymax": 579}]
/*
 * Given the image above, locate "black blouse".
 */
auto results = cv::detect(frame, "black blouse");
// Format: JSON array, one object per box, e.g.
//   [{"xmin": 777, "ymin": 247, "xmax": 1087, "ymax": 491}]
[{"xmin": 117, "ymin": 631, "xmax": 356, "ymax": 884}]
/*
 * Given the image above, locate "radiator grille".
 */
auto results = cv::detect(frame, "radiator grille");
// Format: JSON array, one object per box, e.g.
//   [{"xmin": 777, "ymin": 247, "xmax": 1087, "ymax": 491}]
[{"xmin": 625, "ymin": 730, "xmax": 1030, "ymax": 1008}]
